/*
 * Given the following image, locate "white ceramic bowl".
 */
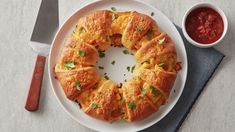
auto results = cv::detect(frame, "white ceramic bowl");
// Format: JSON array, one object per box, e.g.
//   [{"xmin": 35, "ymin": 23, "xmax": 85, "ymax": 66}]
[{"xmin": 182, "ymin": 2, "xmax": 228, "ymax": 48}]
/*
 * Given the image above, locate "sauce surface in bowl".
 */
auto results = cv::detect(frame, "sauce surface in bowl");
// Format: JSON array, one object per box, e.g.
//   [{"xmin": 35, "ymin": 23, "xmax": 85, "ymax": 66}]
[{"xmin": 185, "ymin": 7, "xmax": 224, "ymax": 44}]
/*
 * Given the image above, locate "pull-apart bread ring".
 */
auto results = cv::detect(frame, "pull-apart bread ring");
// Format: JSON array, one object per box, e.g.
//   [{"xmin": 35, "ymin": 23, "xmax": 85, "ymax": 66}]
[{"xmin": 55, "ymin": 10, "xmax": 181, "ymax": 122}]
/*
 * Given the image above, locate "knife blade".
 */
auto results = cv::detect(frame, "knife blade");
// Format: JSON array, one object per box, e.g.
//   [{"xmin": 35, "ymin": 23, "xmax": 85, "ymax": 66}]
[
  {"xmin": 30, "ymin": 0, "xmax": 59, "ymax": 44},
  {"xmin": 25, "ymin": 0, "xmax": 59, "ymax": 111}
]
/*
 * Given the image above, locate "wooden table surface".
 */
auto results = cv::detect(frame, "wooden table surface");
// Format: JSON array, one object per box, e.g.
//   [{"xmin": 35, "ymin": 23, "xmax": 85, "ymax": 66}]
[{"xmin": 0, "ymin": 0, "xmax": 234, "ymax": 131}]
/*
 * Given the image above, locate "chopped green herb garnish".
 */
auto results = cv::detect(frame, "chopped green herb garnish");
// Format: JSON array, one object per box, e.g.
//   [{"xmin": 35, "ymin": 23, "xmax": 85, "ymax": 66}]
[
  {"xmin": 128, "ymin": 101, "xmax": 136, "ymax": 110},
  {"xmin": 146, "ymin": 60, "xmax": 150, "ymax": 64},
  {"xmin": 121, "ymin": 99, "xmax": 126, "ymax": 104},
  {"xmin": 151, "ymin": 12, "xmax": 154, "ymax": 16},
  {"xmin": 123, "ymin": 50, "xmax": 129, "ymax": 54},
  {"xmin": 75, "ymin": 80, "xmax": 81, "ymax": 91},
  {"xmin": 127, "ymin": 66, "xmax": 130, "ymax": 72},
  {"xmin": 124, "ymin": 79, "xmax": 127, "ymax": 82},
  {"xmin": 151, "ymin": 71, "xmax": 156, "ymax": 74},
  {"xmin": 149, "ymin": 85, "xmax": 159, "ymax": 95},
  {"xmin": 86, "ymin": 98, "xmax": 91, "ymax": 102},
  {"xmin": 121, "ymin": 115, "xmax": 128, "ymax": 120},
  {"xmin": 79, "ymin": 26, "xmax": 87, "ymax": 33},
  {"xmin": 111, "ymin": 7, "xmax": 117, "ymax": 11},
  {"xmin": 112, "ymin": 14, "xmax": 116, "ymax": 21},
  {"xmin": 131, "ymin": 65, "xmax": 135, "ymax": 73},
  {"xmin": 147, "ymin": 29, "xmax": 153, "ymax": 40},
  {"xmin": 148, "ymin": 28, "xmax": 153, "ymax": 34},
  {"xmin": 147, "ymin": 34, "xmax": 152, "ymax": 40},
  {"xmin": 119, "ymin": 108, "xmax": 124, "ymax": 113},
  {"xmin": 77, "ymin": 50, "xmax": 86, "ymax": 57},
  {"xmin": 111, "ymin": 60, "xmax": 115, "ymax": 65},
  {"xmin": 104, "ymin": 75, "xmax": 109, "ymax": 80},
  {"xmin": 90, "ymin": 102, "xmax": 98, "ymax": 109},
  {"xmin": 98, "ymin": 66, "xmax": 104, "ymax": 70},
  {"xmin": 158, "ymin": 37, "xmax": 165, "ymax": 45},
  {"xmin": 99, "ymin": 51, "xmax": 105, "ymax": 58},
  {"xmin": 69, "ymin": 43, "xmax": 76, "ymax": 48},
  {"xmin": 158, "ymin": 62, "xmax": 165, "ymax": 67},
  {"xmin": 140, "ymin": 16, "xmax": 144, "ymax": 21},
  {"xmin": 141, "ymin": 88, "xmax": 146, "ymax": 95},
  {"xmin": 136, "ymin": 26, "xmax": 143, "ymax": 32},
  {"xmin": 64, "ymin": 62, "xmax": 75, "ymax": 68}
]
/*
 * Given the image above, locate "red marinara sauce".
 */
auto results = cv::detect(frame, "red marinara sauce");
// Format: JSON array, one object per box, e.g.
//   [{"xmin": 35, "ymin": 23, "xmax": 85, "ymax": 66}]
[{"xmin": 185, "ymin": 7, "xmax": 224, "ymax": 44}]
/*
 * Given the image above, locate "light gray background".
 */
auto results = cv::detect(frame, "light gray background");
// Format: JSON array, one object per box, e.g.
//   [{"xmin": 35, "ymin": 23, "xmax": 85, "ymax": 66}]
[{"xmin": 0, "ymin": 0, "xmax": 234, "ymax": 132}]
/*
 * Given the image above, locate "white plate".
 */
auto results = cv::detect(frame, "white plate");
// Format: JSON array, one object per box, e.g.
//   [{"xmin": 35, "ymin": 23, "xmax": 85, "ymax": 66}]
[{"xmin": 48, "ymin": 0, "xmax": 188, "ymax": 131}]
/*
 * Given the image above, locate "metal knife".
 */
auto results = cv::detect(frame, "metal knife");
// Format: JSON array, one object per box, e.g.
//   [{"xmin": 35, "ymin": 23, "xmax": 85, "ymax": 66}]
[{"xmin": 25, "ymin": 0, "xmax": 59, "ymax": 111}]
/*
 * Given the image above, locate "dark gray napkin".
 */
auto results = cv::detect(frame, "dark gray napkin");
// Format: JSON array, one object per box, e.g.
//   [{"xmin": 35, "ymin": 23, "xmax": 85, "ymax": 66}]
[{"xmin": 142, "ymin": 26, "xmax": 225, "ymax": 132}]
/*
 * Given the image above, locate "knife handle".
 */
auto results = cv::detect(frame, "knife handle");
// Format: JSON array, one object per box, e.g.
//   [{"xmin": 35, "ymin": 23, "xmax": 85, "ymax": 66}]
[{"xmin": 25, "ymin": 55, "xmax": 46, "ymax": 111}]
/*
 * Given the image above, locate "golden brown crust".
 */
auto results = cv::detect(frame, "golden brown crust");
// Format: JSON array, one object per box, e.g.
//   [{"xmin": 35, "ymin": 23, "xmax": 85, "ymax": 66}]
[
  {"xmin": 122, "ymin": 78, "xmax": 157, "ymax": 122},
  {"xmin": 142, "ymin": 82, "xmax": 166, "ymax": 107},
  {"xmin": 55, "ymin": 10, "xmax": 181, "ymax": 122},
  {"xmin": 84, "ymin": 80, "xmax": 123, "ymax": 122},
  {"xmin": 73, "ymin": 10, "xmax": 113, "ymax": 51},
  {"xmin": 58, "ymin": 36, "xmax": 98, "ymax": 67},
  {"xmin": 133, "ymin": 63, "xmax": 177, "ymax": 98},
  {"xmin": 122, "ymin": 12, "xmax": 153, "ymax": 52},
  {"xmin": 111, "ymin": 12, "xmax": 131, "ymax": 35},
  {"xmin": 135, "ymin": 33, "xmax": 177, "ymax": 64},
  {"xmin": 133, "ymin": 22, "xmax": 161, "ymax": 51},
  {"xmin": 55, "ymin": 67, "xmax": 100, "ymax": 101}
]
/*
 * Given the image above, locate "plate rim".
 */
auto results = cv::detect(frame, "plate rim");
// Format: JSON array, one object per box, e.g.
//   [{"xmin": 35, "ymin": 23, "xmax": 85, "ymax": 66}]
[{"xmin": 48, "ymin": 0, "xmax": 188, "ymax": 131}]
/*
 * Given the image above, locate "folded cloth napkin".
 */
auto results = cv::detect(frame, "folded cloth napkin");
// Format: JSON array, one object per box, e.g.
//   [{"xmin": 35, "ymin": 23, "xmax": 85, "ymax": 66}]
[{"xmin": 142, "ymin": 25, "xmax": 225, "ymax": 132}]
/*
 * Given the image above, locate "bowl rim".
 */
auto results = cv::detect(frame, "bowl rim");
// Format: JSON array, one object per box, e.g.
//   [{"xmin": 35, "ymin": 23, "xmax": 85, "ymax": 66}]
[{"xmin": 182, "ymin": 2, "xmax": 228, "ymax": 48}]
